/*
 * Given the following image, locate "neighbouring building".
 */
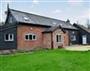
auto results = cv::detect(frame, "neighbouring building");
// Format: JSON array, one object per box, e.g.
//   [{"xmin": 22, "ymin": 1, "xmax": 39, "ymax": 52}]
[
  {"xmin": 73, "ymin": 23, "xmax": 90, "ymax": 45},
  {"xmin": 0, "ymin": 6, "xmax": 79, "ymax": 50}
]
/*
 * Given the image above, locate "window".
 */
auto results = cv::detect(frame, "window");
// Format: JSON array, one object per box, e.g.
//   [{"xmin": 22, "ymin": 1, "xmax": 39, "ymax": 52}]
[
  {"xmin": 4, "ymin": 34, "xmax": 14, "ymax": 41},
  {"xmin": 24, "ymin": 17, "xmax": 29, "ymax": 21},
  {"xmin": 56, "ymin": 35, "xmax": 62, "ymax": 42},
  {"xmin": 72, "ymin": 31, "xmax": 75, "ymax": 34},
  {"xmin": 53, "ymin": 22, "xmax": 57, "ymax": 25},
  {"xmin": 25, "ymin": 33, "xmax": 36, "ymax": 40},
  {"xmin": 71, "ymin": 35, "xmax": 76, "ymax": 41}
]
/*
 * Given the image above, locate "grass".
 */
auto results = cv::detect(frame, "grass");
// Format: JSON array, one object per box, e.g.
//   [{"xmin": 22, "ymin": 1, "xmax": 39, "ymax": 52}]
[{"xmin": 0, "ymin": 49, "xmax": 90, "ymax": 71}]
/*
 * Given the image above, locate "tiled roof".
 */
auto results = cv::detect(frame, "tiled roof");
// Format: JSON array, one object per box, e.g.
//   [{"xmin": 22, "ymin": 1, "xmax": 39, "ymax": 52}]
[
  {"xmin": 43, "ymin": 25, "xmax": 66, "ymax": 33},
  {"xmin": 73, "ymin": 24, "xmax": 90, "ymax": 33},
  {"xmin": 10, "ymin": 9, "xmax": 77, "ymax": 30}
]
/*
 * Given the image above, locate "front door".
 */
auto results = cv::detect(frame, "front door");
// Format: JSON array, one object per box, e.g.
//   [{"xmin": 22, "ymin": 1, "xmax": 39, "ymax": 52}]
[{"xmin": 82, "ymin": 35, "xmax": 87, "ymax": 44}]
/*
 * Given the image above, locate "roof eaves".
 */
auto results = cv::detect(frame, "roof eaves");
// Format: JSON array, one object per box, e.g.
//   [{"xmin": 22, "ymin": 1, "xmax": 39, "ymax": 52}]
[
  {"xmin": 74, "ymin": 24, "xmax": 90, "ymax": 33},
  {"xmin": 43, "ymin": 25, "xmax": 66, "ymax": 33},
  {"xmin": 18, "ymin": 21, "xmax": 51, "ymax": 27}
]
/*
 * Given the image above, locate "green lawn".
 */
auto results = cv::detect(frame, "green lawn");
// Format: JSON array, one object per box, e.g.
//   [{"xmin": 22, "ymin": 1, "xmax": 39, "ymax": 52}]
[{"xmin": 0, "ymin": 49, "xmax": 90, "ymax": 71}]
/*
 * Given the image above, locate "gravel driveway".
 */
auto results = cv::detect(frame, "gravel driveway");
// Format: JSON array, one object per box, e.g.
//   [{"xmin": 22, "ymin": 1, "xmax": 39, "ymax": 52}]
[{"xmin": 65, "ymin": 45, "xmax": 90, "ymax": 51}]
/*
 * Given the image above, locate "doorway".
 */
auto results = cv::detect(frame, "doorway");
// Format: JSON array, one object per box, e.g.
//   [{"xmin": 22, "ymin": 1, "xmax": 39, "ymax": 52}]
[{"xmin": 82, "ymin": 35, "xmax": 87, "ymax": 44}]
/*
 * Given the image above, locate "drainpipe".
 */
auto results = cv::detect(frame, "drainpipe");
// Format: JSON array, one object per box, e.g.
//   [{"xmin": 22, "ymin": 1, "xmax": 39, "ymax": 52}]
[
  {"xmin": 68, "ymin": 31, "xmax": 71, "ymax": 46},
  {"xmin": 51, "ymin": 32, "xmax": 53, "ymax": 49}
]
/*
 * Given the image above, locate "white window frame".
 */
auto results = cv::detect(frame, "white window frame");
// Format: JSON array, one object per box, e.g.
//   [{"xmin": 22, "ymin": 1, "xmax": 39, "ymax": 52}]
[
  {"xmin": 4, "ymin": 34, "xmax": 14, "ymax": 41},
  {"xmin": 56, "ymin": 34, "xmax": 62, "ymax": 43},
  {"xmin": 25, "ymin": 33, "xmax": 36, "ymax": 41}
]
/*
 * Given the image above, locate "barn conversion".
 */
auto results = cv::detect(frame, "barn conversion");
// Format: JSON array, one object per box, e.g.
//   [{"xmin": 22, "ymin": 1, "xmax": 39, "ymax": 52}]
[{"xmin": 0, "ymin": 6, "xmax": 90, "ymax": 50}]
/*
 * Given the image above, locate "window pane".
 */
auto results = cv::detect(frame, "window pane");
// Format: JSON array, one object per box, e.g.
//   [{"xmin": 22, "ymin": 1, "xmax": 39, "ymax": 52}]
[
  {"xmin": 56, "ymin": 35, "xmax": 61, "ymax": 42},
  {"xmin": 58, "ymin": 35, "xmax": 61, "ymax": 42},
  {"xmin": 25, "ymin": 35, "xmax": 28, "ymax": 40},
  {"xmin": 56, "ymin": 35, "xmax": 58, "ymax": 42},
  {"xmin": 29, "ymin": 35, "xmax": 32, "ymax": 40},
  {"xmin": 33, "ymin": 35, "xmax": 36, "ymax": 40},
  {"xmin": 5, "ymin": 34, "xmax": 9, "ymax": 40},
  {"xmin": 10, "ymin": 34, "xmax": 12, "ymax": 39}
]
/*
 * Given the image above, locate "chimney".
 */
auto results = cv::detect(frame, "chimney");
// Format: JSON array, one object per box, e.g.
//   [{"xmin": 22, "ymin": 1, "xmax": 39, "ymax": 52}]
[
  {"xmin": 5, "ymin": 3, "xmax": 10, "ymax": 15},
  {"xmin": 66, "ymin": 19, "xmax": 70, "ymax": 23}
]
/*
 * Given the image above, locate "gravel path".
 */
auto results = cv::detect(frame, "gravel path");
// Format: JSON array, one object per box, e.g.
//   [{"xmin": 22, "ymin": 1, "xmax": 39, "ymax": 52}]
[{"xmin": 65, "ymin": 45, "xmax": 90, "ymax": 51}]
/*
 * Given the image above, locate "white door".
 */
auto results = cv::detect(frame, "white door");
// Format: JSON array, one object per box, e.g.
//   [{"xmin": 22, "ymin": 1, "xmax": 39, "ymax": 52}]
[{"xmin": 82, "ymin": 35, "xmax": 87, "ymax": 44}]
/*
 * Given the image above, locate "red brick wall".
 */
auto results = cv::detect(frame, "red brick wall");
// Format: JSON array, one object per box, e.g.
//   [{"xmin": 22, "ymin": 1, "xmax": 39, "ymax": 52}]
[
  {"xmin": 43, "ymin": 33, "xmax": 52, "ymax": 49},
  {"xmin": 42, "ymin": 29, "xmax": 69, "ymax": 49},
  {"xmin": 17, "ymin": 25, "xmax": 45, "ymax": 50},
  {"xmin": 17, "ymin": 25, "xmax": 69, "ymax": 50},
  {"xmin": 63, "ymin": 31, "xmax": 69, "ymax": 47},
  {"xmin": 53, "ymin": 29, "xmax": 69, "ymax": 48}
]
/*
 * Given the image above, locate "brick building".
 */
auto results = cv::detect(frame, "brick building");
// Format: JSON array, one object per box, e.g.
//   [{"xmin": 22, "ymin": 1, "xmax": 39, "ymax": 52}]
[{"xmin": 0, "ymin": 6, "xmax": 79, "ymax": 50}]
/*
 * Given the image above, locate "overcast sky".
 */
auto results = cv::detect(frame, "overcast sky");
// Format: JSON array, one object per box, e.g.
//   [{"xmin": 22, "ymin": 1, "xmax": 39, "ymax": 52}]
[{"xmin": 0, "ymin": 0, "xmax": 90, "ymax": 25}]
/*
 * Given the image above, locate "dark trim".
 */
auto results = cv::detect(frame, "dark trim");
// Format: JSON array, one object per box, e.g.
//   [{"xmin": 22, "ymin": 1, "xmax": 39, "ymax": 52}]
[
  {"xmin": 16, "ymin": 25, "xmax": 17, "ymax": 50},
  {"xmin": 18, "ymin": 22, "xmax": 51, "ymax": 28},
  {"xmin": 19, "ymin": 22, "xmax": 78, "ymax": 31},
  {"xmin": 63, "ymin": 28, "xmax": 78, "ymax": 31},
  {"xmin": 42, "ymin": 31, "xmax": 51, "ymax": 33},
  {"xmin": 0, "ymin": 25, "xmax": 17, "ymax": 31},
  {"xmin": 68, "ymin": 32, "xmax": 71, "ymax": 46}
]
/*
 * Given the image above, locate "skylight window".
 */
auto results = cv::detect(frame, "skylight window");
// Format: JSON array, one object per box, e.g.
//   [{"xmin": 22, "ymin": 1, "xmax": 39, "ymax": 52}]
[
  {"xmin": 24, "ymin": 17, "xmax": 29, "ymax": 21},
  {"xmin": 53, "ymin": 22, "xmax": 57, "ymax": 25}
]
